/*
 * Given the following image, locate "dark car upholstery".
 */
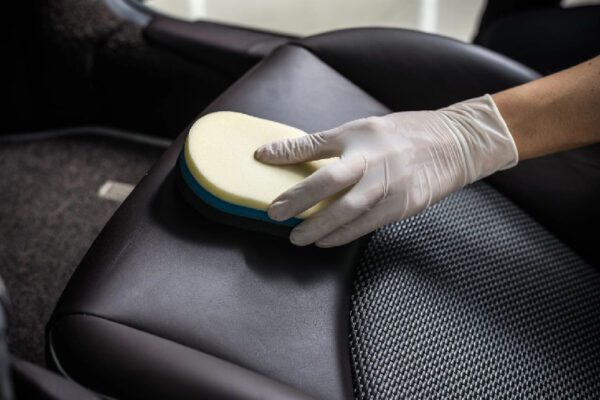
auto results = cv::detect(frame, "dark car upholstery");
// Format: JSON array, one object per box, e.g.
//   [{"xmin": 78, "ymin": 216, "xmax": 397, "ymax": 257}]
[{"xmin": 47, "ymin": 28, "xmax": 600, "ymax": 399}]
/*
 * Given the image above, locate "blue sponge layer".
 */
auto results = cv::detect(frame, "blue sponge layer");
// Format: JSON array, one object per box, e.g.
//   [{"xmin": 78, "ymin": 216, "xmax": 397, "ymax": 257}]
[{"xmin": 178, "ymin": 153, "xmax": 301, "ymax": 227}]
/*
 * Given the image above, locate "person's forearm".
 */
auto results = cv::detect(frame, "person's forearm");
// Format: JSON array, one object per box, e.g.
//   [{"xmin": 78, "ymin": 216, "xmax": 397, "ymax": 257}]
[{"xmin": 492, "ymin": 55, "xmax": 600, "ymax": 160}]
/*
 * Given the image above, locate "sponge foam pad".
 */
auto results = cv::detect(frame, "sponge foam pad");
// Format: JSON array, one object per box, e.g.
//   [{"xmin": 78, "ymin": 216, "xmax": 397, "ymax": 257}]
[{"xmin": 181, "ymin": 112, "xmax": 331, "ymax": 227}]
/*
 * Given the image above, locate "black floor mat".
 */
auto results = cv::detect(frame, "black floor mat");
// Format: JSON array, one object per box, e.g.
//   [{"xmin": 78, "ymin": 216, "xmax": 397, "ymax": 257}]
[{"xmin": 0, "ymin": 136, "xmax": 164, "ymax": 365}]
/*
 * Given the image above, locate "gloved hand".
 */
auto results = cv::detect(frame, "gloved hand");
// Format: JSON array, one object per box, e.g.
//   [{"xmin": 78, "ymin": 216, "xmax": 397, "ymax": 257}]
[{"xmin": 254, "ymin": 95, "xmax": 518, "ymax": 247}]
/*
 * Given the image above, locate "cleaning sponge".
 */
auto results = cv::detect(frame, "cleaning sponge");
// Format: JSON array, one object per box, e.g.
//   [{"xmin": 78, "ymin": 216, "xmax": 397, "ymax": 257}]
[{"xmin": 179, "ymin": 112, "xmax": 331, "ymax": 234}]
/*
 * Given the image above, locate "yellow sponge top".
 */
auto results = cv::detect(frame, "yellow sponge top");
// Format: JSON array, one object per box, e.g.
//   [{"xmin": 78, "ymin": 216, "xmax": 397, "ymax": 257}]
[{"xmin": 184, "ymin": 112, "xmax": 332, "ymax": 219}]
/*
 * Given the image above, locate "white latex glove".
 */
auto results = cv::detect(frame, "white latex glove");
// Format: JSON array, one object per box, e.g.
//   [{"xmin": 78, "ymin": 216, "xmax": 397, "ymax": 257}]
[{"xmin": 254, "ymin": 95, "xmax": 518, "ymax": 247}]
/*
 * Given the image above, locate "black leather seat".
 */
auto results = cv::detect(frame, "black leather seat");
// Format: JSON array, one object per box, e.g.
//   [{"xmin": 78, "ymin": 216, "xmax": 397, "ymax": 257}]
[{"xmin": 47, "ymin": 29, "xmax": 600, "ymax": 399}]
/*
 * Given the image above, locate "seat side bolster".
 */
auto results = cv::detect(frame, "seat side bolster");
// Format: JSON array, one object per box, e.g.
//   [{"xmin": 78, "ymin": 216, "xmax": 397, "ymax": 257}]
[{"xmin": 48, "ymin": 314, "xmax": 315, "ymax": 400}]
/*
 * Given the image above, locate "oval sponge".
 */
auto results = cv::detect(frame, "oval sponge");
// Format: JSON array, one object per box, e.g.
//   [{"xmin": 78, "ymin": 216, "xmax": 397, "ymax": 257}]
[{"xmin": 180, "ymin": 112, "xmax": 332, "ymax": 228}]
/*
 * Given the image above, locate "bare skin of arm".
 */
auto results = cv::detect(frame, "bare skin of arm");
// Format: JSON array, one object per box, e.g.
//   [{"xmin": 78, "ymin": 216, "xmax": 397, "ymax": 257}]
[{"xmin": 493, "ymin": 55, "xmax": 600, "ymax": 160}]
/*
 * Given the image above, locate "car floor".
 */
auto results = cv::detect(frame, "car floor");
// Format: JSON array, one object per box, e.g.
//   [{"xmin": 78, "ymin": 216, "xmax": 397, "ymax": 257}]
[{"xmin": 0, "ymin": 135, "xmax": 165, "ymax": 365}]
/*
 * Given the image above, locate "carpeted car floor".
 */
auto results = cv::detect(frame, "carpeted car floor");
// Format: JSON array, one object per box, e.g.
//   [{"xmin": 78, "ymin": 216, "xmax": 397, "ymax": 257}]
[{"xmin": 0, "ymin": 135, "xmax": 165, "ymax": 365}]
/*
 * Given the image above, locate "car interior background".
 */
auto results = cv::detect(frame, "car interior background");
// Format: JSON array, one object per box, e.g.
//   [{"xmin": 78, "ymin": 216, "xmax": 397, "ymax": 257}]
[{"xmin": 2, "ymin": 0, "xmax": 599, "ymax": 399}]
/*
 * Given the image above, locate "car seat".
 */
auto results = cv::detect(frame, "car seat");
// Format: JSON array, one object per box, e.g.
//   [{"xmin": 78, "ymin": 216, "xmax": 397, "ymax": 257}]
[{"xmin": 46, "ymin": 28, "xmax": 600, "ymax": 399}]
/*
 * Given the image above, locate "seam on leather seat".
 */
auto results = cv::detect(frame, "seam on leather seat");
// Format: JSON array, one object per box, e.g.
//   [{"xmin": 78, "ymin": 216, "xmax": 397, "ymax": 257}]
[
  {"xmin": 48, "ymin": 312, "xmax": 267, "ymax": 379},
  {"xmin": 48, "ymin": 312, "xmax": 308, "ymax": 399},
  {"xmin": 289, "ymin": 42, "xmax": 386, "ymax": 111}
]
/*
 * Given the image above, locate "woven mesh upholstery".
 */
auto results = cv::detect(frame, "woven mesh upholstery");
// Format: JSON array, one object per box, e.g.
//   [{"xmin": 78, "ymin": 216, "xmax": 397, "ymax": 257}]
[{"xmin": 350, "ymin": 182, "xmax": 600, "ymax": 399}]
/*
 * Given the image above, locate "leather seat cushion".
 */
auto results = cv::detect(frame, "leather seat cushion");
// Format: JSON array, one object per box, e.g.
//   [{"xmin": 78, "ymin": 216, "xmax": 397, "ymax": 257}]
[
  {"xmin": 48, "ymin": 45, "xmax": 390, "ymax": 400},
  {"xmin": 47, "ymin": 29, "xmax": 592, "ymax": 400}
]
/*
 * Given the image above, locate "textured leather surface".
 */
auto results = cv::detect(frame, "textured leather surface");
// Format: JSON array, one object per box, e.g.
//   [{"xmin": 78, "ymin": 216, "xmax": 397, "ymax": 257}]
[
  {"xmin": 49, "ymin": 45, "xmax": 389, "ymax": 400},
  {"xmin": 350, "ymin": 182, "xmax": 599, "ymax": 399},
  {"xmin": 48, "ymin": 29, "xmax": 569, "ymax": 400}
]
